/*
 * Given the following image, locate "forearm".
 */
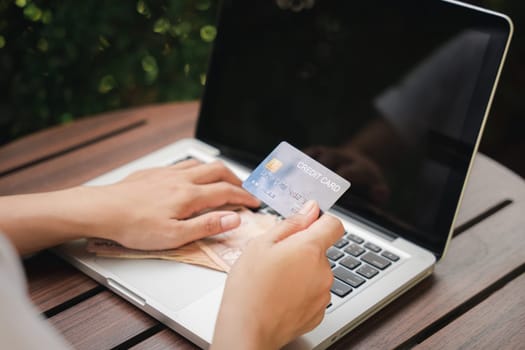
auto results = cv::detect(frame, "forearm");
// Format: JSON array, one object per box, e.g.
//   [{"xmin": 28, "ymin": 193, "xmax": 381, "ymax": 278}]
[
  {"xmin": 0, "ymin": 161, "xmax": 263, "ymax": 256},
  {"xmin": 0, "ymin": 187, "xmax": 99, "ymax": 255}
]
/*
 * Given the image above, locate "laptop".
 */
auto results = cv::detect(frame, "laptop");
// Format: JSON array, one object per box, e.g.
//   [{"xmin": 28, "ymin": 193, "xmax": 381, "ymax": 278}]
[{"xmin": 55, "ymin": 0, "xmax": 512, "ymax": 348}]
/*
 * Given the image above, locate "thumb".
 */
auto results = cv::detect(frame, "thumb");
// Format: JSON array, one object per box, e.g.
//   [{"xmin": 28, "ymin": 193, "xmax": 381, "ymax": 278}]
[
  {"xmin": 295, "ymin": 214, "xmax": 345, "ymax": 251},
  {"xmin": 267, "ymin": 200, "xmax": 320, "ymax": 243},
  {"xmin": 174, "ymin": 211, "xmax": 241, "ymax": 243}
]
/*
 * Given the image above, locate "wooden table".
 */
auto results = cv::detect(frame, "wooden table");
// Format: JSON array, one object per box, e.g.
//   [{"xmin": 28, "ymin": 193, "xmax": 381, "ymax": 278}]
[{"xmin": 1, "ymin": 102, "xmax": 524, "ymax": 349}]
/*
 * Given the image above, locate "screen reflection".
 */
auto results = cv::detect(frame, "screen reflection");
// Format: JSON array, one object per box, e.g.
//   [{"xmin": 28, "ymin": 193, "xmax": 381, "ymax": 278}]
[{"xmin": 197, "ymin": 0, "xmax": 510, "ymax": 256}]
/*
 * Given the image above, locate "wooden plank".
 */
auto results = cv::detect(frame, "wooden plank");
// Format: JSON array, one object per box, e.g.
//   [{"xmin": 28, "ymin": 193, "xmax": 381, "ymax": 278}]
[
  {"xmin": 454, "ymin": 153, "xmax": 523, "ymax": 229},
  {"xmin": 130, "ymin": 329, "xmax": 198, "ymax": 350},
  {"xmin": 0, "ymin": 102, "xmax": 199, "ymax": 195},
  {"xmin": 0, "ymin": 107, "xmax": 147, "ymax": 175},
  {"xmin": 6, "ymin": 102, "xmax": 522, "ymax": 349},
  {"xmin": 329, "ymin": 196, "xmax": 525, "ymax": 348},
  {"xmin": 46, "ymin": 155, "xmax": 522, "ymax": 350},
  {"xmin": 49, "ymin": 291, "xmax": 156, "ymax": 350},
  {"xmin": 23, "ymin": 251, "xmax": 99, "ymax": 314},
  {"xmin": 414, "ymin": 272, "xmax": 525, "ymax": 350}
]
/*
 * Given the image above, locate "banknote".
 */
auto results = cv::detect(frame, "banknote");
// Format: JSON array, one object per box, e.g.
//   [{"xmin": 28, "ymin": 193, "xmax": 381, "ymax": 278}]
[
  {"xmin": 196, "ymin": 208, "xmax": 280, "ymax": 271},
  {"xmin": 86, "ymin": 208, "xmax": 279, "ymax": 272},
  {"xmin": 86, "ymin": 239, "xmax": 224, "ymax": 271}
]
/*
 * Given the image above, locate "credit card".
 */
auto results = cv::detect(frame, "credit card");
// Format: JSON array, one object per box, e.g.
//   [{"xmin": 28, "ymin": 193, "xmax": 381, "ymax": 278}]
[{"xmin": 243, "ymin": 141, "xmax": 351, "ymax": 217}]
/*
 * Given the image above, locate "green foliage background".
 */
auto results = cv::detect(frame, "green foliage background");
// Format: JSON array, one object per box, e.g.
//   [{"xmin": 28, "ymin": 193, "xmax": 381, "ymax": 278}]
[
  {"xmin": 0, "ymin": 0, "xmax": 523, "ymax": 178},
  {"xmin": 0, "ymin": 0, "xmax": 217, "ymax": 144}
]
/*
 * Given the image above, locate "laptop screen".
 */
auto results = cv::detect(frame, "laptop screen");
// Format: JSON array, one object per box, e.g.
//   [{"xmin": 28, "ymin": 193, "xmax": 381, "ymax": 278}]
[{"xmin": 196, "ymin": 0, "xmax": 511, "ymax": 257}]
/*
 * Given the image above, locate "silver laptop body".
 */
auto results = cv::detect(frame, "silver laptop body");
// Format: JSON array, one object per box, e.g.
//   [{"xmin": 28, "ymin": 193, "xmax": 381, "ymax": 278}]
[{"xmin": 56, "ymin": 0, "xmax": 512, "ymax": 348}]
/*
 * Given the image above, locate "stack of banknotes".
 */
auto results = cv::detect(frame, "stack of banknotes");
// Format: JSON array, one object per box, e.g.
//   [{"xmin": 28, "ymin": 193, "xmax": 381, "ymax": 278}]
[{"xmin": 86, "ymin": 208, "xmax": 279, "ymax": 273}]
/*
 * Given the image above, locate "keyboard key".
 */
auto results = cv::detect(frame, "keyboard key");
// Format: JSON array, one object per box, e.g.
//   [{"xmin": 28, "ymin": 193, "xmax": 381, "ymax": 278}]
[
  {"xmin": 356, "ymin": 264, "xmax": 379, "ymax": 279},
  {"xmin": 381, "ymin": 251, "xmax": 400, "ymax": 262},
  {"xmin": 333, "ymin": 238, "xmax": 349, "ymax": 249},
  {"xmin": 347, "ymin": 233, "xmax": 364, "ymax": 244},
  {"xmin": 344, "ymin": 244, "xmax": 365, "ymax": 257},
  {"xmin": 361, "ymin": 252, "xmax": 391, "ymax": 270},
  {"xmin": 333, "ymin": 266, "xmax": 366, "ymax": 288},
  {"xmin": 340, "ymin": 256, "xmax": 361, "ymax": 270},
  {"xmin": 331, "ymin": 279, "xmax": 352, "ymax": 297},
  {"xmin": 326, "ymin": 247, "xmax": 344, "ymax": 261},
  {"xmin": 364, "ymin": 242, "xmax": 382, "ymax": 253},
  {"xmin": 329, "ymin": 260, "xmax": 336, "ymax": 269}
]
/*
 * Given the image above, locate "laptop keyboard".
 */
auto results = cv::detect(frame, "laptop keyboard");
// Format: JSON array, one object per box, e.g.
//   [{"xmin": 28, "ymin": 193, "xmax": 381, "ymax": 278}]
[
  {"xmin": 226, "ymin": 201, "xmax": 401, "ymax": 305},
  {"xmin": 328, "ymin": 231, "xmax": 400, "ymax": 300},
  {"xmin": 172, "ymin": 156, "xmax": 401, "ymax": 306},
  {"xmin": 259, "ymin": 202, "xmax": 402, "ymax": 304}
]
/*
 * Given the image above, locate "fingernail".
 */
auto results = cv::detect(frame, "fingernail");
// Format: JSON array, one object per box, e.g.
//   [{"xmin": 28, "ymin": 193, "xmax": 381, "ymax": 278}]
[
  {"xmin": 220, "ymin": 213, "xmax": 240, "ymax": 230},
  {"xmin": 299, "ymin": 200, "xmax": 316, "ymax": 215}
]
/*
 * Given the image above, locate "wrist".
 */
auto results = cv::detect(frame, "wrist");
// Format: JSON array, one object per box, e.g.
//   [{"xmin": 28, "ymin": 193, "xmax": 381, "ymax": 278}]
[
  {"xmin": 0, "ymin": 187, "xmax": 99, "ymax": 254},
  {"xmin": 66, "ymin": 185, "xmax": 122, "ymax": 241},
  {"xmin": 212, "ymin": 296, "xmax": 283, "ymax": 350},
  {"xmin": 58, "ymin": 186, "xmax": 101, "ymax": 239}
]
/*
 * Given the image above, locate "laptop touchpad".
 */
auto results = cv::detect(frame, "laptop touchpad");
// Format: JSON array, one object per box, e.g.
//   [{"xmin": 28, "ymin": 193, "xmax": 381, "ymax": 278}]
[{"xmin": 93, "ymin": 257, "xmax": 226, "ymax": 312}]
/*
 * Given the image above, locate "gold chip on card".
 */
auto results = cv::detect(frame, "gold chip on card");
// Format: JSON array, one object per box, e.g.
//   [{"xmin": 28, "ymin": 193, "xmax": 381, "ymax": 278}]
[{"xmin": 265, "ymin": 158, "xmax": 283, "ymax": 173}]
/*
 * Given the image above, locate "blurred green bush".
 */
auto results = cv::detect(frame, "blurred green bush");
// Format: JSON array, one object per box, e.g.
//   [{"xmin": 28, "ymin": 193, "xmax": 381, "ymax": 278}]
[
  {"xmin": 0, "ymin": 0, "xmax": 217, "ymax": 144},
  {"xmin": 1, "ymin": 0, "xmax": 523, "ymax": 180}
]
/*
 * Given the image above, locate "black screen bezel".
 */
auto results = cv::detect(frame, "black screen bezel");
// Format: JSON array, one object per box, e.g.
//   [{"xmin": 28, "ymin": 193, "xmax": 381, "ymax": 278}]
[{"xmin": 196, "ymin": 0, "xmax": 512, "ymax": 259}]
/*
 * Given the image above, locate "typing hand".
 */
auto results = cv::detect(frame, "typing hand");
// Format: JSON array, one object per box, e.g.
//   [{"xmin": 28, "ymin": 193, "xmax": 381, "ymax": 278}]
[{"xmin": 85, "ymin": 159, "xmax": 260, "ymax": 250}]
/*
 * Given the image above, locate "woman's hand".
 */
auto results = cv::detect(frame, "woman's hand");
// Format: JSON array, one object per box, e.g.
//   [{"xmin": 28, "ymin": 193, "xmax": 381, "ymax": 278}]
[
  {"xmin": 0, "ymin": 159, "xmax": 260, "ymax": 255},
  {"xmin": 212, "ymin": 201, "xmax": 344, "ymax": 350},
  {"xmin": 86, "ymin": 159, "xmax": 260, "ymax": 250}
]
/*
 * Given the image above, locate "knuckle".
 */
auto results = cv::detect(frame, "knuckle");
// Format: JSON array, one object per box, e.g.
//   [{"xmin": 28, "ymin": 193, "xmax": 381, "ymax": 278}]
[
  {"xmin": 189, "ymin": 184, "xmax": 203, "ymax": 197},
  {"xmin": 297, "ymin": 241, "xmax": 323, "ymax": 260},
  {"xmin": 210, "ymin": 160, "xmax": 227, "ymax": 172},
  {"xmin": 223, "ymin": 182, "xmax": 237, "ymax": 192},
  {"xmin": 215, "ymin": 182, "xmax": 237, "ymax": 197},
  {"xmin": 321, "ymin": 291, "xmax": 332, "ymax": 309},
  {"xmin": 324, "ymin": 215, "xmax": 345, "ymax": 235},
  {"xmin": 214, "ymin": 161, "xmax": 238, "ymax": 180},
  {"xmin": 170, "ymin": 221, "xmax": 183, "ymax": 234},
  {"xmin": 331, "ymin": 216, "xmax": 345, "ymax": 231},
  {"xmin": 215, "ymin": 181, "xmax": 229, "ymax": 191},
  {"xmin": 322, "ymin": 272, "xmax": 334, "ymax": 291},
  {"xmin": 311, "ymin": 311, "xmax": 325, "ymax": 330},
  {"xmin": 204, "ymin": 215, "xmax": 221, "ymax": 234},
  {"xmin": 305, "ymin": 241, "xmax": 322, "ymax": 256},
  {"xmin": 283, "ymin": 216, "xmax": 307, "ymax": 232}
]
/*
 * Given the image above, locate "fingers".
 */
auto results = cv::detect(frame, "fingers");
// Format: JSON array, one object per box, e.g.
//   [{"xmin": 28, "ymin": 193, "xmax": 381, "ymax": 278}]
[
  {"xmin": 189, "ymin": 182, "xmax": 260, "ymax": 212},
  {"xmin": 173, "ymin": 211, "xmax": 241, "ymax": 243},
  {"xmin": 171, "ymin": 161, "xmax": 262, "ymax": 209},
  {"xmin": 266, "ymin": 200, "xmax": 320, "ymax": 243},
  {"xmin": 170, "ymin": 158, "xmax": 201, "ymax": 170},
  {"xmin": 183, "ymin": 161, "xmax": 243, "ymax": 186},
  {"xmin": 296, "ymin": 214, "xmax": 345, "ymax": 251}
]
